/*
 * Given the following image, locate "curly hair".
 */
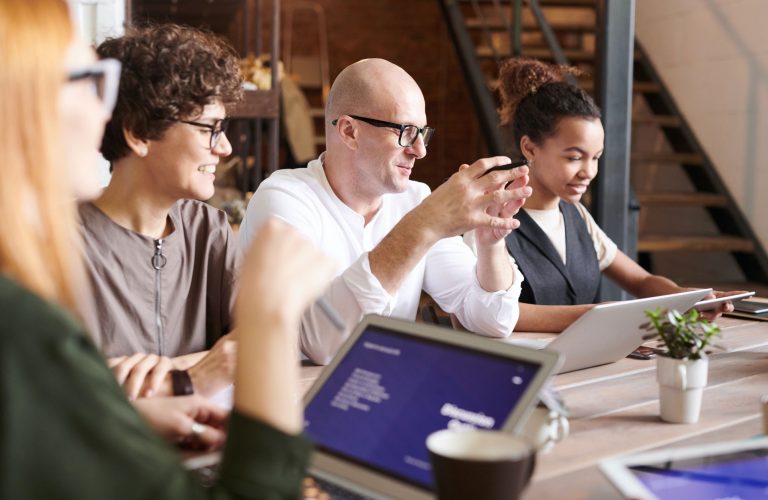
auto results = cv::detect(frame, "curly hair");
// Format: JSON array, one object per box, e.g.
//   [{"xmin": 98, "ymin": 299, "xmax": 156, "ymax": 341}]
[
  {"xmin": 97, "ymin": 24, "xmax": 243, "ymax": 162},
  {"xmin": 496, "ymin": 57, "xmax": 600, "ymax": 149}
]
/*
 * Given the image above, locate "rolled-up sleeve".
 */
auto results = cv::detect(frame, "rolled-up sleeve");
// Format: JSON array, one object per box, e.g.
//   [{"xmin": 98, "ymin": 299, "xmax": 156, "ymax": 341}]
[
  {"xmin": 298, "ymin": 253, "xmax": 397, "ymax": 365},
  {"xmin": 240, "ymin": 175, "xmax": 398, "ymax": 365},
  {"xmin": 423, "ymin": 235, "xmax": 522, "ymax": 337}
]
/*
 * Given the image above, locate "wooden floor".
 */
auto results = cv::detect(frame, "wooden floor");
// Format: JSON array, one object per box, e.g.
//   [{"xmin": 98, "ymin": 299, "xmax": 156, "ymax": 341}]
[{"xmin": 299, "ymin": 315, "xmax": 768, "ymax": 499}]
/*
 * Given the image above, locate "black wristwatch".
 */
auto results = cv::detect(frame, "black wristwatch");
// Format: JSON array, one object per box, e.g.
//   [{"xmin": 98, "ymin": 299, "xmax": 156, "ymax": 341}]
[{"xmin": 170, "ymin": 369, "xmax": 194, "ymax": 396}]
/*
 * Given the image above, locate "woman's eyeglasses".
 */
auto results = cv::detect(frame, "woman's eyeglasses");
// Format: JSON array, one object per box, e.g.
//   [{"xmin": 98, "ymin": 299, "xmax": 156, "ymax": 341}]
[
  {"xmin": 67, "ymin": 58, "xmax": 122, "ymax": 115},
  {"xmin": 177, "ymin": 118, "xmax": 231, "ymax": 150}
]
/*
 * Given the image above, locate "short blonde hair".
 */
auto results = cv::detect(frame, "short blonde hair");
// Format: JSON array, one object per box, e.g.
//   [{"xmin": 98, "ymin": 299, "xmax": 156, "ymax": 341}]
[{"xmin": 0, "ymin": 0, "xmax": 84, "ymax": 315}]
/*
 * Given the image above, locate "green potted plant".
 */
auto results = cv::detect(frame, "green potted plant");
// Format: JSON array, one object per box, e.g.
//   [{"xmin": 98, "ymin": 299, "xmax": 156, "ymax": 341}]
[{"xmin": 641, "ymin": 308, "xmax": 722, "ymax": 423}]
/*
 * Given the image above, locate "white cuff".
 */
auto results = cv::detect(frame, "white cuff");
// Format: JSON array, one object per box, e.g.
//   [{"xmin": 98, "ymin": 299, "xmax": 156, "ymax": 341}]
[{"xmin": 341, "ymin": 252, "xmax": 397, "ymax": 316}]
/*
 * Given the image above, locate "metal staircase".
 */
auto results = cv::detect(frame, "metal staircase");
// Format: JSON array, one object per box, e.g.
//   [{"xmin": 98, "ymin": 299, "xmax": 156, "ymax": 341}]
[{"xmin": 438, "ymin": 0, "xmax": 768, "ymax": 287}]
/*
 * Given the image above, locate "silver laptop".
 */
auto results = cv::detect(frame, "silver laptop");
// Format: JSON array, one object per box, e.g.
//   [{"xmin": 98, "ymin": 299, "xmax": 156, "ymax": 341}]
[
  {"xmin": 506, "ymin": 289, "xmax": 711, "ymax": 374},
  {"xmin": 302, "ymin": 314, "xmax": 562, "ymax": 499}
]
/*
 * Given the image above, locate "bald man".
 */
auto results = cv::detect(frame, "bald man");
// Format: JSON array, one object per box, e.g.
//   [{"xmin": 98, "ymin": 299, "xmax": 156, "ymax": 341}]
[{"xmin": 239, "ymin": 59, "xmax": 531, "ymax": 364}]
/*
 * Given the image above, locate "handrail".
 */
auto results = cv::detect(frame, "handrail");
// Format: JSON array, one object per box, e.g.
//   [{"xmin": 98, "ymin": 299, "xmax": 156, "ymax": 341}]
[
  {"xmin": 437, "ymin": 0, "xmax": 505, "ymax": 155},
  {"xmin": 470, "ymin": 0, "xmax": 502, "ymax": 68},
  {"xmin": 526, "ymin": 0, "xmax": 577, "ymax": 85},
  {"xmin": 476, "ymin": 0, "xmax": 576, "ymax": 84},
  {"xmin": 512, "ymin": 0, "xmax": 522, "ymax": 56}
]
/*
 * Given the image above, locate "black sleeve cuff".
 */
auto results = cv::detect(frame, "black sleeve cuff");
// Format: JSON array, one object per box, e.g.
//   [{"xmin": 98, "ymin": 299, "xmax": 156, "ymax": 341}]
[{"xmin": 218, "ymin": 410, "xmax": 313, "ymax": 498}]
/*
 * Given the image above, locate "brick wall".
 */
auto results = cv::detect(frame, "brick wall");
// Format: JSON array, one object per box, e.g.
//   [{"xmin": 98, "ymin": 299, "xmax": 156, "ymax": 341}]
[{"xmin": 131, "ymin": 0, "xmax": 489, "ymax": 189}]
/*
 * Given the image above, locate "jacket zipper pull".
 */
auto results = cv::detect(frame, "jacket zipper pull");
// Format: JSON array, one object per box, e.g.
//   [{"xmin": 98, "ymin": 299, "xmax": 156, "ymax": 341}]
[{"xmin": 152, "ymin": 239, "xmax": 167, "ymax": 270}]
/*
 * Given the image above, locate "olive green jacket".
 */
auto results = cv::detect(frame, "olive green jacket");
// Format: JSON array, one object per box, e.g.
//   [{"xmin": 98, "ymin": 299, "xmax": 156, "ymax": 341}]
[{"xmin": 0, "ymin": 274, "xmax": 310, "ymax": 499}]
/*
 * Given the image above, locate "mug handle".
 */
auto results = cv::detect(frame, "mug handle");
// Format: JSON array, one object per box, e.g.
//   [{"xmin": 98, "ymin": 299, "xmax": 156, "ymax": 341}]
[{"xmin": 553, "ymin": 414, "xmax": 570, "ymax": 442}]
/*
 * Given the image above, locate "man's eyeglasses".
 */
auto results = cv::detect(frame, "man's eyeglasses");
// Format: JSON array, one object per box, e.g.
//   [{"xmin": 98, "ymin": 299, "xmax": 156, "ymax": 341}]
[
  {"xmin": 332, "ymin": 114, "xmax": 435, "ymax": 148},
  {"xmin": 177, "ymin": 118, "xmax": 231, "ymax": 150},
  {"xmin": 67, "ymin": 58, "xmax": 122, "ymax": 115}
]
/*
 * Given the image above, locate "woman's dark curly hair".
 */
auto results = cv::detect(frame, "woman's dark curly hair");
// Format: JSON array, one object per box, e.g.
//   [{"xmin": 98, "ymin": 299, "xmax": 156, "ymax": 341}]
[
  {"xmin": 496, "ymin": 57, "xmax": 600, "ymax": 150},
  {"xmin": 97, "ymin": 24, "xmax": 243, "ymax": 162}
]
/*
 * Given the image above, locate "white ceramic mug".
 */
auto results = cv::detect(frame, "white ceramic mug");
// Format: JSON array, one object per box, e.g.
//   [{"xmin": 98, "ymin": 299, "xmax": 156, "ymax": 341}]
[{"xmin": 517, "ymin": 406, "xmax": 570, "ymax": 453}]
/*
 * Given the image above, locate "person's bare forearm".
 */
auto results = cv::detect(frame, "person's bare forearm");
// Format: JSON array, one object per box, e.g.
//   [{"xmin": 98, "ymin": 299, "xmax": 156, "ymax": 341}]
[
  {"xmin": 515, "ymin": 303, "xmax": 594, "ymax": 332},
  {"xmin": 604, "ymin": 251, "xmax": 683, "ymax": 300},
  {"xmin": 171, "ymin": 351, "xmax": 207, "ymax": 370},
  {"xmin": 368, "ymin": 210, "xmax": 439, "ymax": 295},
  {"xmin": 235, "ymin": 314, "xmax": 301, "ymax": 434},
  {"xmin": 475, "ymin": 241, "xmax": 514, "ymax": 292},
  {"xmin": 624, "ymin": 274, "xmax": 682, "ymax": 299}
]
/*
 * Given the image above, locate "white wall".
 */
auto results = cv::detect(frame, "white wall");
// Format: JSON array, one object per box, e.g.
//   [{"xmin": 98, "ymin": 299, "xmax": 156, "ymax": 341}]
[
  {"xmin": 67, "ymin": 0, "xmax": 125, "ymax": 45},
  {"xmin": 67, "ymin": 0, "xmax": 125, "ymax": 188},
  {"xmin": 635, "ymin": 0, "xmax": 768, "ymax": 249}
]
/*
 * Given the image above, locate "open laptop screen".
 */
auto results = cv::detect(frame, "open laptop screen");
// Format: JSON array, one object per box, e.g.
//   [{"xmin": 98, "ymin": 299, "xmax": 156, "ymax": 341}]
[{"xmin": 303, "ymin": 324, "xmax": 543, "ymax": 490}]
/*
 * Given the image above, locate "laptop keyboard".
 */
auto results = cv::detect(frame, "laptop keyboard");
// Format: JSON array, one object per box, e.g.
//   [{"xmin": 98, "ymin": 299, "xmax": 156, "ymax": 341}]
[
  {"xmin": 189, "ymin": 462, "xmax": 371, "ymax": 499},
  {"xmin": 304, "ymin": 475, "xmax": 371, "ymax": 499}
]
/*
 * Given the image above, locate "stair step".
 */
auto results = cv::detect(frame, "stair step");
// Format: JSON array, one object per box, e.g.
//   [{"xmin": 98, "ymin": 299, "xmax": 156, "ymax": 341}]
[
  {"xmin": 488, "ymin": 77, "xmax": 594, "ymax": 92},
  {"xmin": 632, "ymin": 115, "xmax": 681, "ymax": 127},
  {"xmin": 633, "ymin": 80, "xmax": 661, "ymax": 93},
  {"xmin": 476, "ymin": 45, "xmax": 594, "ymax": 62},
  {"xmin": 636, "ymin": 192, "xmax": 728, "ymax": 207},
  {"xmin": 459, "ymin": 0, "xmax": 597, "ymax": 7},
  {"xmin": 638, "ymin": 235, "xmax": 754, "ymax": 253},
  {"xmin": 631, "ymin": 152, "xmax": 704, "ymax": 165},
  {"xmin": 487, "ymin": 77, "xmax": 654, "ymax": 96},
  {"xmin": 465, "ymin": 18, "xmax": 594, "ymax": 32}
]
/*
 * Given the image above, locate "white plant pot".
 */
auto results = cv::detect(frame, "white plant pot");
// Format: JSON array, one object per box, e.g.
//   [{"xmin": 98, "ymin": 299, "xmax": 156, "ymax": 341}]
[{"xmin": 656, "ymin": 355, "xmax": 708, "ymax": 424}]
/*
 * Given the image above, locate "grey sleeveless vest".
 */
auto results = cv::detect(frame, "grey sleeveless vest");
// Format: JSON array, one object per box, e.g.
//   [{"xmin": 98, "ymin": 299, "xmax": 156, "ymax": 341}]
[{"xmin": 504, "ymin": 201, "xmax": 600, "ymax": 305}]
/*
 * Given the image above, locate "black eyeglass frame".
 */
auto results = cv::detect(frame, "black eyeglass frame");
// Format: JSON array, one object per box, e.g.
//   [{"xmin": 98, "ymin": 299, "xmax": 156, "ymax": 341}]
[
  {"xmin": 66, "ymin": 58, "xmax": 122, "ymax": 115},
  {"xmin": 331, "ymin": 114, "xmax": 435, "ymax": 148},
  {"xmin": 178, "ymin": 118, "xmax": 231, "ymax": 150}
]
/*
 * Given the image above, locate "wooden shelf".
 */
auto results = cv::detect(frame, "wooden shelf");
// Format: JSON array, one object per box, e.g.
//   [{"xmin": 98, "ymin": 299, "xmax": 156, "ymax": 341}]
[{"xmin": 230, "ymin": 89, "xmax": 279, "ymax": 119}]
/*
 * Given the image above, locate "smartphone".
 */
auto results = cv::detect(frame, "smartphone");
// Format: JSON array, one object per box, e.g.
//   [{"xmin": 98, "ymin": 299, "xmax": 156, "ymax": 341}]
[
  {"xmin": 627, "ymin": 346, "xmax": 658, "ymax": 360},
  {"xmin": 481, "ymin": 158, "xmax": 529, "ymax": 177},
  {"xmin": 693, "ymin": 291, "xmax": 755, "ymax": 312},
  {"xmin": 733, "ymin": 299, "xmax": 768, "ymax": 314}
]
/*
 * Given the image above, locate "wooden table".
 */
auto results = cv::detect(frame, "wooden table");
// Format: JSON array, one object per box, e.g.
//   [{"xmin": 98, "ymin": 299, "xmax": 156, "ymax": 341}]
[
  {"xmin": 299, "ymin": 316, "xmax": 768, "ymax": 499},
  {"xmin": 525, "ymin": 315, "xmax": 768, "ymax": 499}
]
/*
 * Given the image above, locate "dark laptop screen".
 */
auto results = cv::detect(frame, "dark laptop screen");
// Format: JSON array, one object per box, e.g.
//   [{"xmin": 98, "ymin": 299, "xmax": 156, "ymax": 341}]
[{"xmin": 303, "ymin": 325, "xmax": 542, "ymax": 490}]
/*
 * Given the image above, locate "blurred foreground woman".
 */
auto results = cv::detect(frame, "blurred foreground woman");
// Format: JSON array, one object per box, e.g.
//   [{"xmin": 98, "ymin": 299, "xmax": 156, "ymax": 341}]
[{"xmin": 0, "ymin": 0, "xmax": 333, "ymax": 498}]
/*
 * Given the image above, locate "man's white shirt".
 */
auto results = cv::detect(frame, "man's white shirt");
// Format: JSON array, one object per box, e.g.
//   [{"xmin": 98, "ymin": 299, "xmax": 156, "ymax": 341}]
[{"xmin": 239, "ymin": 155, "xmax": 522, "ymax": 364}]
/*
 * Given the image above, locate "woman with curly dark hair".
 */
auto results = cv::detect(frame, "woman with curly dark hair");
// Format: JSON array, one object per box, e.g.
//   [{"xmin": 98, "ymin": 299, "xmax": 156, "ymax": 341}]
[
  {"xmin": 79, "ymin": 24, "xmax": 244, "ymax": 400},
  {"xmin": 473, "ymin": 57, "xmax": 741, "ymax": 332}
]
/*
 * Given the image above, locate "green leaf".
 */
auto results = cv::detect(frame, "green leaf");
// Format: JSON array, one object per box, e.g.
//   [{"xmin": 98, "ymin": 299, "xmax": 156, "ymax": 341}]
[{"xmin": 642, "ymin": 307, "xmax": 721, "ymax": 360}]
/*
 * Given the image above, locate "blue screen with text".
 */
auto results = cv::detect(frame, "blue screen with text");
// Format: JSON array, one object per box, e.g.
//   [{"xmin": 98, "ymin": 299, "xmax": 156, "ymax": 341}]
[{"xmin": 303, "ymin": 326, "xmax": 541, "ymax": 489}]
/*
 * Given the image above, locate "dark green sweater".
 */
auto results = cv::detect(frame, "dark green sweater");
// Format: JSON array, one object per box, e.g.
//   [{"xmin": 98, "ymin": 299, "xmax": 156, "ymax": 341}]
[{"xmin": 0, "ymin": 275, "xmax": 311, "ymax": 499}]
